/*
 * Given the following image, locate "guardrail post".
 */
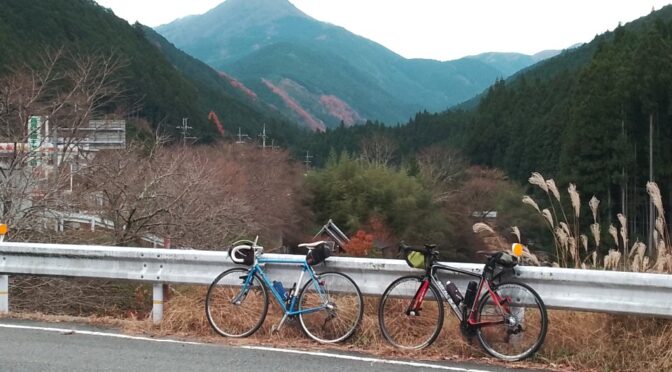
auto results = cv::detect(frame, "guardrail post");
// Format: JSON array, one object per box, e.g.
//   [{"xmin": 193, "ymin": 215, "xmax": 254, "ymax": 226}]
[
  {"xmin": 152, "ymin": 283, "xmax": 163, "ymax": 324},
  {"xmin": 0, "ymin": 275, "xmax": 8, "ymax": 313}
]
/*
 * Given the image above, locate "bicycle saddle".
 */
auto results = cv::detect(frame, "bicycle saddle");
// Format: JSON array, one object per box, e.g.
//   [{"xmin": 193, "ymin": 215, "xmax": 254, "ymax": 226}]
[{"xmin": 298, "ymin": 240, "xmax": 328, "ymax": 249}]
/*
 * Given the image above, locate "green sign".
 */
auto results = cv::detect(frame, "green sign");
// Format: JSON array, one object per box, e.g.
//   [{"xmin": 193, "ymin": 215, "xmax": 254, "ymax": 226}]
[{"xmin": 28, "ymin": 116, "xmax": 42, "ymax": 166}]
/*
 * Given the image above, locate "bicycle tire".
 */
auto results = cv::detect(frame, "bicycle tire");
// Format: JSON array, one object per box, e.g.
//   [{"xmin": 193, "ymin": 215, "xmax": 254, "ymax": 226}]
[
  {"xmin": 205, "ymin": 268, "xmax": 269, "ymax": 338},
  {"xmin": 475, "ymin": 281, "xmax": 547, "ymax": 361},
  {"xmin": 378, "ymin": 275, "xmax": 444, "ymax": 349},
  {"xmin": 297, "ymin": 271, "xmax": 363, "ymax": 343}
]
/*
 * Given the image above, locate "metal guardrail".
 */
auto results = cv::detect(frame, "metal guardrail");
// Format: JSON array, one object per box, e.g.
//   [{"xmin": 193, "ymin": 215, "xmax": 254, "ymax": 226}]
[
  {"xmin": 50, "ymin": 211, "xmax": 165, "ymax": 247},
  {"xmin": 1, "ymin": 242, "xmax": 671, "ymax": 323}
]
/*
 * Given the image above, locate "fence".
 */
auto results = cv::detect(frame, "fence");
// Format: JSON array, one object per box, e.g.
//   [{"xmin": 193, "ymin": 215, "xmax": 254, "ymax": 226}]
[{"xmin": 1, "ymin": 241, "xmax": 671, "ymax": 323}]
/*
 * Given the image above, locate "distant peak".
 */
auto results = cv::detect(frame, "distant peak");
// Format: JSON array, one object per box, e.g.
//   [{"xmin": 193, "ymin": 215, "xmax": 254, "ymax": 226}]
[{"xmin": 211, "ymin": 0, "xmax": 308, "ymax": 20}]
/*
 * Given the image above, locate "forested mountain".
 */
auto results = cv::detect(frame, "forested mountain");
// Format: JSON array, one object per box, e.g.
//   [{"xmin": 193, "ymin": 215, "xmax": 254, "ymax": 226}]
[
  {"xmin": 156, "ymin": 0, "xmax": 549, "ymax": 129},
  {"xmin": 301, "ymin": 6, "xmax": 672, "ymax": 235},
  {"xmin": 0, "ymin": 0, "xmax": 305, "ymax": 144},
  {"xmin": 464, "ymin": 7, "xmax": 672, "ymax": 193}
]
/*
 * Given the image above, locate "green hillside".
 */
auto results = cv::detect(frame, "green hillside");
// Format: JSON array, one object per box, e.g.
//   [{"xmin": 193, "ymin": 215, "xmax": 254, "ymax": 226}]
[
  {"xmin": 227, "ymin": 42, "xmax": 418, "ymax": 126},
  {"xmin": 0, "ymin": 0, "xmax": 301, "ymax": 143},
  {"xmin": 141, "ymin": 27, "xmax": 308, "ymax": 145}
]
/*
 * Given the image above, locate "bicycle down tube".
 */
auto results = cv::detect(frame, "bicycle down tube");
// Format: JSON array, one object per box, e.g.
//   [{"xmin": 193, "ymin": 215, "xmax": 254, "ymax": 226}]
[
  {"xmin": 250, "ymin": 257, "xmax": 326, "ymax": 316},
  {"xmin": 415, "ymin": 263, "xmax": 506, "ymax": 328},
  {"xmin": 428, "ymin": 263, "xmax": 480, "ymax": 322}
]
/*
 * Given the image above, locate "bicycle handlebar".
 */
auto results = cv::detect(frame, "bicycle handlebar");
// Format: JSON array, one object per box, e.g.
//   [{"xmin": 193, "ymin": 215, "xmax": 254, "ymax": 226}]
[
  {"xmin": 229, "ymin": 236, "xmax": 264, "ymax": 264},
  {"xmin": 399, "ymin": 241, "xmax": 439, "ymax": 256}
]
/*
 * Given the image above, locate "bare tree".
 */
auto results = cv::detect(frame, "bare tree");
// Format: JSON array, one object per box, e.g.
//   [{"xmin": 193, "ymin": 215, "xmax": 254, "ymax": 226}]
[
  {"xmin": 0, "ymin": 50, "xmax": 127, "ymax": 240},
  {"xmin": 458, "ymin": 167, "xmax": 509, "ymax": 220},
  {"xmin": 360, "ymin": 133, "xmax": 397, "ymax": 167},
  {"xmin": 416, "ymin": 145, "xmax": 467, "ymax": 203},
  {"xmin": 222, "ymin": 144, "xmax": 312, "ymax": 249},
  {"xmin": 76, "ymin": 139, "xmax": 257, "ymax": 248}
]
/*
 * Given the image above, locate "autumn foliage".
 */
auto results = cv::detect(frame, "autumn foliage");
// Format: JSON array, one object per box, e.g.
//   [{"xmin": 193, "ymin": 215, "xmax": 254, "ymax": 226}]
[
  {"xmin": 344, "ymin": 230, "xmax": 373, "ymax": 256},
  {"xmin": 342, "ymin": 216, "xmax": 396, "ymax": 257}
]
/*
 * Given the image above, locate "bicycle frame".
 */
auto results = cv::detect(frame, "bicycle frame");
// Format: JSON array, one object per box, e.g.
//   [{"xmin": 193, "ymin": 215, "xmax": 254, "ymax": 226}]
[
  {"xmin": 426, "ymin": 263, "xmax": 507, "ymax": 327},
  {"xmin": 384, "ymin": 247, "xmax": 545, "ymax": 360},
  {"xmin": 243, "ymin": 256, "xmax": 329, "ymax": 317}
]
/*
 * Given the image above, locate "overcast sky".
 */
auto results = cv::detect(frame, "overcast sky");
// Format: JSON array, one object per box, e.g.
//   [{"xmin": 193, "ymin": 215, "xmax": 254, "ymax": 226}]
[{"xmin": 96, "ymin": 0, "xmax": 672, "ymax": 60}]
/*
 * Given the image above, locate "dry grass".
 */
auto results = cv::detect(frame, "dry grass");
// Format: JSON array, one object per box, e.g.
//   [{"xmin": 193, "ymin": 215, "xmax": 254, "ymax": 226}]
[
  {"xmin": 4, "ymin": 286, "xmax": 672, "ymax": 372},
  {"xmin": 543, "ymin": 312, "xmax": 672, "ymax": 372}
]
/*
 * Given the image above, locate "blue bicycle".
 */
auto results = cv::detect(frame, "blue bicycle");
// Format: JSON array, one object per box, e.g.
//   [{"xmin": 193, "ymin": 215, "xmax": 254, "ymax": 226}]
[{"xmin": 205, "ymin": 237, "xmax": 364, "ymax": 343}]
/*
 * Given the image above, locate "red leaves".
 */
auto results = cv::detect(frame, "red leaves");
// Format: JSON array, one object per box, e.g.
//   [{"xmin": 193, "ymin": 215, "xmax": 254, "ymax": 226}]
[{"xmin": 344, "ymin": 230, "xmax": 373, "ymax": 256}]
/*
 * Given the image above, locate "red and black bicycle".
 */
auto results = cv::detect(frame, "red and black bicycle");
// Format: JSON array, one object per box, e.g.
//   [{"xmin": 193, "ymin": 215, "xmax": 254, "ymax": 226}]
[{"xmin": 378, "ymin": 243, "xmax": 547, "ymax": 361}]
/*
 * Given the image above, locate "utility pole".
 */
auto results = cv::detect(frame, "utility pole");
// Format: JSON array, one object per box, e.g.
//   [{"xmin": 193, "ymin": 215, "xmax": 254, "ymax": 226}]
[
  {"xmin": 176, "ymin": 118, "xmax": 193, "ymax": 146},
  {"xmin": 258, "ymin": 124, "xmax": 268, "ymax": 150},
  {"xmin": 648, "ymin": 113, "xmax": 654, "ymax": 256},
  {"xmin": 621, "ymin": 117, "xmax": 629, "ymax": 264},
  {"xmin": 304, "ymin": 151, "xmax": 313, "ymax": 168},
  {"xmin": 236, "ymin": 127, "xmax": 249, "ymax": 144}
]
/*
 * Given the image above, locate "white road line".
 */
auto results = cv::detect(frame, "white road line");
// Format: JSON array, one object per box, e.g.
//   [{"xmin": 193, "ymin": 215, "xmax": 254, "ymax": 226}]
[
  {"xmin": 241, "ymin": 345, "xmax": 494, "ymax": 372},
  {"xmin": 0, "ymin": 323, "xmax": 494, "ymax": 372},
  {"xmin": 0, "ymin": 323, "xmax": 203, "ymax": 345}
]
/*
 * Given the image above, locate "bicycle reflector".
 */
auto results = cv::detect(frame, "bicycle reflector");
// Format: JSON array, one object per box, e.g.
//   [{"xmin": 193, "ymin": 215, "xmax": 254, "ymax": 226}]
[
  {"xmin": 511, "ymin": 243, "xmax": 524, "ymax": 257},
  {"xmin": 0, "ymin": 223, "xmax": 7, "ymax": 242}
]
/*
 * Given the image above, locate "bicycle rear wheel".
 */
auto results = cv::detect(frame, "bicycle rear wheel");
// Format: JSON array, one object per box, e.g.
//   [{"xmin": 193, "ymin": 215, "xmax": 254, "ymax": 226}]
[
  {"xmin": 298, "ymin": 272, "xmax": 363, "ymax": 343},
  {"xmin": 378, "ymin": 275, "xmax": 444, "ymax": 349},
  {"xmin": 475, "ymin": 281, "xmax": 547, "ymax": 361},
  {"xmin": 205, "ymin": 268, "xmax": 269, "ymax": 338}
]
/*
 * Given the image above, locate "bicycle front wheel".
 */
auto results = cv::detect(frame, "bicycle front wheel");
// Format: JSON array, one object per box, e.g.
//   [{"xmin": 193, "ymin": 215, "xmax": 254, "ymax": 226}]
[
  {"xmin": 298, "ymin": 271, "xmax": 363, "ymax": 343},
  {"xmin": 205, "ymin": 268, "xmax": 269, "ymax": 338},
  {"xmin": 378, "ymin": 275, "xmax": 444, "ymax": 349},
  {"xmin": 475, "ymin": 281, "xmax": 547, "ymax": 361}
]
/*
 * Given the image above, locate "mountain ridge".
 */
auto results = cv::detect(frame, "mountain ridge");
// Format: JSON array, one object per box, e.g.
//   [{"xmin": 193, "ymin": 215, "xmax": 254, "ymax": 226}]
[{"xmin": 156, "ymin": 0, "xmax": 549, "ymax": 129}]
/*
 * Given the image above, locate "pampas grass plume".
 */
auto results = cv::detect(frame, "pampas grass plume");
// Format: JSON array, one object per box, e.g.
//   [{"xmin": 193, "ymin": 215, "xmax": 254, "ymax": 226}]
[
  {"xmin": 655, "ymin": 217, "xmax": 665, "ymax": 240},
  {"xmin": 511, "ymin": 226, "xmax": 521, "ymax": 243},
  {"xmin": 522, "ymin": 196, "xmax": 541, "ymax": 213},
  {"xmin": 609, "ymin": 225, "xmax": 619, "ymax": 248},
  {"xmin": 568, "ymin": 183, "xmax": 580, "ymax": 218},
  {"xmin": 529, "ymin": 172, "xmax": 548, "ymax": 193},
  {"xmin": 647, "ymin": 182, "xmax": 664, "ymax": 218},
  {"xmin": 555, "ymin": 227, "xmax": 569, "ymax": 249},
  {"xmin": 590, "ymin": 223, "xmax": 600, "ymax": 248},
  {"xmin": 472, "ymin": 222, "xmax": 495, "ymax": 235},
  {"xmin": 546, "ymin": 179, "xmax": 561, "ymax": 202},
  {"xmin": 589, "ymin": 196, "xmax": 600, "ymax": 223},
  {"xmin": 542, "ymin": 209, "xmax": 554, "ymax": 227}
]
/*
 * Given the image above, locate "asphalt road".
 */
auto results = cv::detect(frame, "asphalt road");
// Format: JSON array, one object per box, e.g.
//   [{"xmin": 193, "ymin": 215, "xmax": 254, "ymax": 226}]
[{"xmin": 0, "ymin": 320, "xmax": 543, "ymax": 372}]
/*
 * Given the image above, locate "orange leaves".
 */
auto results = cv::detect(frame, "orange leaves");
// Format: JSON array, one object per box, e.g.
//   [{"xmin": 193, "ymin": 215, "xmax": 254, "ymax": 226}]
[
  {"xmin": 343, "ymin": 216, "xmax": 396, "ymax": 257},
  {"xmin": 344, "ymin": 230, "xmax": 373, "ymax": 256},
  {"xmin": 208, "ymin": 111, "xmax": 225, "ymax": 136}
]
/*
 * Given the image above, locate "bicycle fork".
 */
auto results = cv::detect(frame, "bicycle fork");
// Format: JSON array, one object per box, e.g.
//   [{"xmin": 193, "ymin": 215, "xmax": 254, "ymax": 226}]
[
  {"xmin": 406, "ymin": 280, "xmax": 430, "ymax": 316},
  {"xmin": 231, "ymin": 274, "xmax": 253, "ymax": 305}
]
